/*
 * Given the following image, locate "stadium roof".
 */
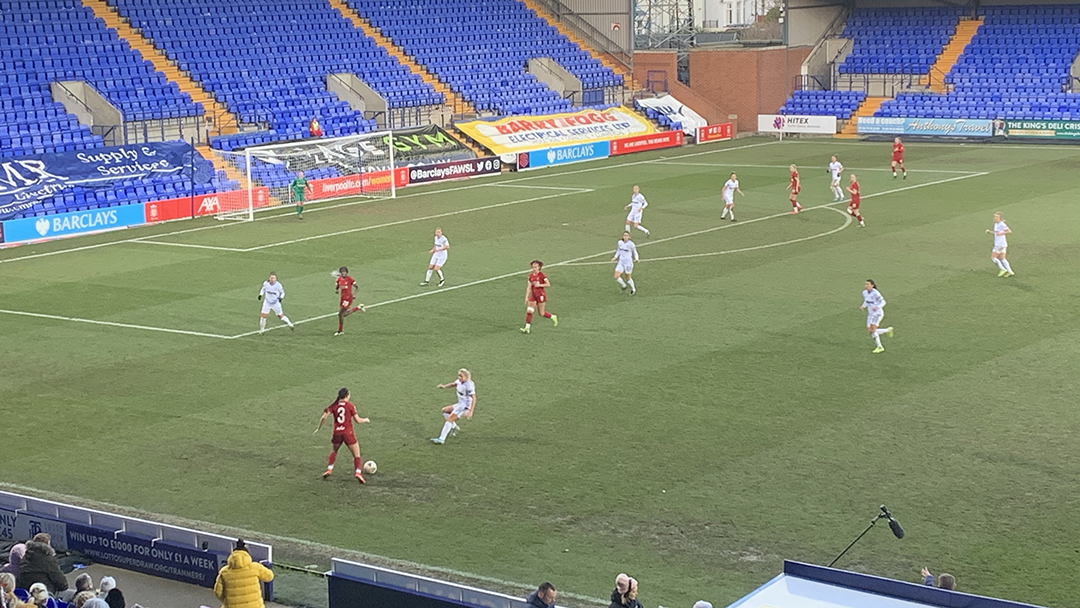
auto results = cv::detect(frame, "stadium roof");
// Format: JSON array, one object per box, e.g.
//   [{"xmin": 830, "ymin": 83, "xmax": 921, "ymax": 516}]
[{"xmin": 726, "ymin": 561, "xmax": 1048, "ymax": 608}]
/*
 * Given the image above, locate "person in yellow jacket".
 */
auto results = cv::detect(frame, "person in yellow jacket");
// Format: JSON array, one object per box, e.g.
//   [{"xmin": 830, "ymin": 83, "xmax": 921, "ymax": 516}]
[{"xmin": 214, "ymin": 540, "xmax": 274, "ymax": 608}]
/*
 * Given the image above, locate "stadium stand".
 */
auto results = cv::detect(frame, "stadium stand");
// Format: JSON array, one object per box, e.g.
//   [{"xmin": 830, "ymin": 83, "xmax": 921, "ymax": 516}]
[
  {"xmin": 879, "ymin": 4, "xmax": 1080, "ymax": 120},
  {"xmin": 779, "ymin": 90, "xmax": 867, "ymax": 120},
  {"xmin": 837, "ymin": 6, "xmax": 964, "ymax": 75},
  {"xmin": 347, "ymin": 0, "xmax": 623, "ymax": 115},
  {"xmin": 0, "ymin": 0, "xmax": 202, "ymax": 159},
  {"xmin": 105, "ymin": 0, "xmax": 443, "ymax": 148}
]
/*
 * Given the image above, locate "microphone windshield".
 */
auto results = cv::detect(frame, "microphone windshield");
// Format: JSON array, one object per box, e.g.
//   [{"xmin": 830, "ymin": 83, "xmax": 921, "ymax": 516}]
[{"xmin": 889, "ymin": 518, "xmax": 905, "ymax": 539}]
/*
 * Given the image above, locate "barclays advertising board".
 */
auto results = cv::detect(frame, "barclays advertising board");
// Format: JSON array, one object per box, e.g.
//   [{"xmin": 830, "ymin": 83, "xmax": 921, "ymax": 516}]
[
  {"xmin": 858, "ymin": 117, "xmax": 993, "ymax": 137},
  {"xmin": 524, "ymin": 141, "xmax": 609, "ymax": 170},
  {"xmin": 2, "ymin": 202, "xmax": 146, "ymax": 244}
]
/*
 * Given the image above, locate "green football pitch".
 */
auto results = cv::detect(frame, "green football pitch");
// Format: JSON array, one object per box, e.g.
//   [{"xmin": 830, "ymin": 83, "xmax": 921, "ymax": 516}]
[{"xmin": 2, "ymin": 137, "xmax": 1078, "ymax": 608}]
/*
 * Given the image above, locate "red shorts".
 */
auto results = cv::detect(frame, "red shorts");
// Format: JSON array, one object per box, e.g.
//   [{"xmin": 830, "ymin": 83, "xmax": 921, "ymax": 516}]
[
  {"xmin": 848, "ymin": 201, "xmax": 860, "ymax": 210},
  {"xmin": 340, "ymin": 298, "xmax": 352, "ymax": 309},
  {"xmin": 530, "ymin": 290, "xmax": 546, "ymax": 304},
  {"xmin": 892, "ymin": 154, "xmax": 903, "ymax": 162},
  {"xmin": 332, "ymin": 432, "xmax": 356, "ymax": 447},
  {"xmin": 790, "ymin": 188, "xmax": 800, "ymax": 196}
]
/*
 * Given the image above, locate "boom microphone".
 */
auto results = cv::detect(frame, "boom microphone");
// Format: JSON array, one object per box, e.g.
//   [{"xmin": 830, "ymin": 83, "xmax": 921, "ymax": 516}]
[{"xmin": 888, "ymin": 517, "xmax": 905, "ymax": 539}]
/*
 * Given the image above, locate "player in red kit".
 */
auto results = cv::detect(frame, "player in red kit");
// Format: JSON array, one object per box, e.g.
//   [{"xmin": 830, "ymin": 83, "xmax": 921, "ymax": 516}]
[
  {"xmin": 333, "ymin": 266, "xmax": 364, "ymax": 336},
  {"xmin": 891, "ymin": 137, "xmax": 907, "ymax": 179},
  {"xmin": 521, "ymin": 260, "xmax": 557, "ymax": 334},
  {"xmin": 788, "ymin": 164, "xmax": 802, "ymax": 214},
  {"xmin": 847, "ymin": 173, "xmax": 865, "ymax": 227},
  {"xmin": 314, "ymin": 387, "xmax": 370, "ymax": 483}
]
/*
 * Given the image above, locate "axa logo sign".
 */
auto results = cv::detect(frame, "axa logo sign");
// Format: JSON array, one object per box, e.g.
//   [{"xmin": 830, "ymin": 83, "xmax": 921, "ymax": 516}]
[{"xmin": 197, "ymin": 196, "xmax": 221, "ymax": 215}]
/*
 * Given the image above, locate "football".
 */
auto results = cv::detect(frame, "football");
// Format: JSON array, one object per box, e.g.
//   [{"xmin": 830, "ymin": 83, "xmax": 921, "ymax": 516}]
[{"xmin": 362, "ymin": 460, "xmax": 377, "ymax": 474}]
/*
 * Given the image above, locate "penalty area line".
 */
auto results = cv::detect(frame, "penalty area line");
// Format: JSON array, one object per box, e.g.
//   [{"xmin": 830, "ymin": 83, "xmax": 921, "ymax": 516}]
[
  {"xmin": 0, "ymin": 481, "xmax": 609, "ymax": 605},
  {"xmin": 0, "ymin": 308, "xmax": 234, "ymax": 339}
]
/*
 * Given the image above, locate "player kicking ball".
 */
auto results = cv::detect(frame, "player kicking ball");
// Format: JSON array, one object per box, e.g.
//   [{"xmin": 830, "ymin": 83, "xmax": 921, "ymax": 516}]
[
  {"xmin": 257, "ymin": 272, "xmax": 294, "ymax": 334},
  {"xmin": 315, "ymin": 388, "xmax": 370, "ymax": 483},
  {"xmin": 612, "ymin": 231, "xmax": 639, "ymax": 294},
  {"xmin": 521, "ymin": 260, "xmax": 557, "ymax": 333},
  {"xmin": 861, "ymin": 279, "xmax": 893, "ymax": 354},
  {"xmin": 420, "ymin": 227, "xmax": 449, "ymax": 287},
  {"xmin": 430, "ymin": 369, "xmax": 475, "ymax": 444},
  {"xmin": 333, "ymin": 266, "xmax": 365, "ymax": 336}
]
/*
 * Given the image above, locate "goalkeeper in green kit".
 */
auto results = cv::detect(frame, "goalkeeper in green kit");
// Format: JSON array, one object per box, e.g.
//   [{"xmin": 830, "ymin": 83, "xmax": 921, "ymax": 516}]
[{"xmin": 290, "ymin": 171, "xmax": 313, "ymax": 219}]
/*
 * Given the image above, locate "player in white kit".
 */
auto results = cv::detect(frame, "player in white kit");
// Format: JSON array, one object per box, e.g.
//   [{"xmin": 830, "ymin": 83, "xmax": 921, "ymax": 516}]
[
  {"xmin": 431, "ymin": 368, "xmax": 476, "ymax": 444},
  {"xmin": 258, "ymin": 272, "xmax": 294, "ymax": 334},
  {"xmin": 421, "ymin": 227, "xmax": 450, "ymax": 287},
  {"xmin": 985, "ymin": 212, "xmax": 1014, "ymax": 277},
  {"xmin": 828, "ymin": 156, "xmax": 845, "ymax": 201},
  {"xmin": 624, "ymin": 185, "xmax": 651, "ymax": 236},
  {"xmin": 860, "ymin": 279, "xmax": 893, "ymax": 354},
  {"xmin": 720, "ymin": 172, "xmax": 744, "ymax": 221},
  {"xmin": 611, "ymin": 231, "xmax": 639, "ymax": 295}
]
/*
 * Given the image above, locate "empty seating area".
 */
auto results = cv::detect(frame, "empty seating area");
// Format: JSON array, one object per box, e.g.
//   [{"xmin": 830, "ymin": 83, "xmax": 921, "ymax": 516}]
[
  {"xmin": 108, "ymin": 0, "xmax": 441, "ymax": 145},
  {"xmin": 780, "ymin": 90, "xmax": 866, "ymax": 120},
  {"xmin": 349, "ymin": 0, "xmax": 622, "ymax": 115},
  {"xmin": 1, "ymin": 0, "xmax": 200, "ymax": 159},
  {"xmin": 838, "ymin": 7, "xmax": 963, "ymax": 75}
]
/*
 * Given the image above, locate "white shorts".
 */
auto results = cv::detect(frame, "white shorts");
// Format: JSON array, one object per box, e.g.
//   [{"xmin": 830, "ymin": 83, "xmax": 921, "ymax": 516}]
[
  {"xmin": 261, "ymin": 301, "xmax": 283, "ymax": 316},
  {"xmin": 615, "ymin": 261, "xmax": 634, "ymax": 274},
  {"xmin": 451, "ymin": 403, "xmax": 471, "ymax": 417},
  {"xmin": 429, "ymin": 252, "xmax": 448, "ymax": 267},
  {"xmin": 992, "ymin": 246, "xmax": 1007, "ymax": 254},
  {"xmin": 626, "ymin": 210, "xmax": 642, "ymax": 224},
  {"xmin": 831, "ymin": 176, "xmax": 841, "ymax": 186},
  {"xmin": 723, "ymin": 194, "xmax": 734, "ymax": 205},
  {"xmin": 866, "ymin": 309, "xmax": 884, "ymax": 328}
]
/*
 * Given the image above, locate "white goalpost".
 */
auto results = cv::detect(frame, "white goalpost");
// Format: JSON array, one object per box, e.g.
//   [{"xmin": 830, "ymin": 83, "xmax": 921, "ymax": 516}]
[{"xmin": 212, "ymin": 130, "xmax": 398, "ymax": 221}]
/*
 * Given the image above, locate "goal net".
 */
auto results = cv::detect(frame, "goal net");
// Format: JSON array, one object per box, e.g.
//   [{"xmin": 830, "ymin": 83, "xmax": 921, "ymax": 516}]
[{"xmin": 212, "ymin": 131, "xmax": 398, "ymax": 220}]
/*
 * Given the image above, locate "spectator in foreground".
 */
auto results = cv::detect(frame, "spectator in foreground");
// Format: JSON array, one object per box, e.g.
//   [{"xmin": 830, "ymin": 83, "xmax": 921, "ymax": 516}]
[
  {"xmin": 309, "ymin": 117, "xmax": 323, "ymax": 138},
  {"xmin": 609, "ymin": 575, "xmax": 641, "ymax": 608},
  {"xmin": 72, "ymin": 591, "xmax": 98, "ymax": 608},
  {"xmin": 0, "ymin": 544, "xmax": 25, "ymax": 576},
  {"xmin": 82, "ymin": 599, "xmax": 110, "ymax": 608},
  {"xmin": 17, "ymin": 534, "xmax": 68, "ymax": 595},
  {"xmin": 103, "ymin": 587, "xmax": 125, "ymax": 608},
  {"xmin": 526, "ymin": 582, "xmax": 557, "ymax": 608},
  {"xmin": 60, "ymin": 572, "xmax": 94, "ymax": 602},
  {"xmin": 97, "ymin": 576, "xmax": 116, "ymax": 598},
  {"xmin": 921, "ymin": 567, "xmax": 956, "ymax": 590},
  {"xmin": 29, "ymin": 583, "xmax": 50, "ymax": 606},
  {"xmin": 1, "ymin": 572, "xmax": 19, "ymax": 608},
  {"xmin": 213, "ymin": 539, "xmax": 274, "ymax": 608}
]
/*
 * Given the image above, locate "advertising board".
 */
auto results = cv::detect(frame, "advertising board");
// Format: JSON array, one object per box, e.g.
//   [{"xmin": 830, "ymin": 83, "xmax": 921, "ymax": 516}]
[
  {"xmin": 2, "ymin": 202, "xmax": 146, "ymax": 244},
  {"xmin": 1002, "ymin": 119, "xmax": 1080, "ymax": 139},
  {"xmin": 609, "ymin": 130, "xmax": 684, "ymax": 155},
  {"xmin": 757, "ymin": 114, "xmax": 838, "ymax": 134},
  {"xmin": 697, "ymin": 123, "xmax": 734, "ymax": 143},
  {"xmin": 407, "ymin": 158, "xmax": 502, "ymax": 184},
  {"xmin": 857, "ymin": 117, "xmax": 992, "ymax": 137},
  {"xmin": 456, "ymin": 109, "xmax": 655, "ymax": 155},
  {"xmin": 519, "ymin": 141, "xmax": 610, "ymax": 170}
]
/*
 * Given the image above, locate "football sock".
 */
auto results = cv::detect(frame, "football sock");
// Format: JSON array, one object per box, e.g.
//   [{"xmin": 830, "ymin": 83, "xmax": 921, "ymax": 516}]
[
  {"xmin": 993, "ymin": 258, "xmax": 1006, "ymax": 270},
  {"xmin": 627, "ymin": 279, "xmax": 636, "ymax": 291},
  {"xmin": 728, "ymin": 209, "xmax": 735, "ymax": 220},
  {"xmin": 437, "ymin": 269, "xmax": 444, "ymax": 280},
  {"xmin": 296, "ymin": 205, "xmax": 303, "ymax": 216},
  {"xmin": 281, "ymin": 315, "xmax": 293, "ymax": 327},
  {"xmin": 636, "ymin": 225, "xmax": 650, "ymax": 235},
  {"xmin": 874, "ymin": 328, "xmax": 889, "ymax": 336},
  {"xmin": 892, "ymin": 171, "xmax": 897, "ymax": 177},
  {"xmin": 902, "ymin": 167, "xmax": 907, "ymax": 175},
  {"xmin": 349, "ymin": 306, "xmax": 360, "ymax": 314},
  {"xmin": 721, "ymin": 207, "xmax": 728, "ymax": 218},
  {"xmin": 625, "ymin": 224, "xmax": 631, "ymax": 232},
  {"xmin": 873, "ymin": 333, "xmax": 883, "ymax": 348},
  {"xmin": 452, "ymin": 422, "xmax": 459, "ymax": 430},
  {"xmin": 1001, "ymin": 259, "xmax": 1013, "ymax": 273},
  {"xmin": 616, "ymin": 277, "xmax": 627, "ymax": 288},
  {"xmin": 425, "ymin": 269, "xmax": 433, "ymax": 281},
  {"xmin": 542, "ymin": 312, "xmax": 552, "ymax": 319},
  {"xmin": 526, "ymin": 310, "xmax": 533, "ymax": 324},
  {"xmin": 439, "ymin": 421, "xmax": 453, "ymax": 441},
  {"xmin": 259, "ymin": 318, "xmax": 266, "ymax": 332},
  {"xmin": 338, "ymin": 320, "xmax": 344, "ymax": 332},
  {"xmin": 328, "ymin": 452, "xmax": 337, "ymax": 466},
  {"xmin": 354, "ymin": 457, "xmax": 363, "ymax": 472}
]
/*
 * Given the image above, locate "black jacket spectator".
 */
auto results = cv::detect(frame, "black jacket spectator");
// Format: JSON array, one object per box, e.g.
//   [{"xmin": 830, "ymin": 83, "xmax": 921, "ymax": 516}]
[
  {"xmin": 104, "ymin": 588, "xmax": 126, "ymax": 608},
  {"xmin": 17, "ymin": 535, "xmax": 68, "ymax": 595},
  {"xmin": 526, "ymin": 582, "xmax": 556, "ymax": 608}
]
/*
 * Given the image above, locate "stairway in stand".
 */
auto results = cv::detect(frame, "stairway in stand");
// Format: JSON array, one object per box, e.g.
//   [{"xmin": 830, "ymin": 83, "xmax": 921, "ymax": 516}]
[
  {"xmin": 837, "ymin": 96, "xmax": 889, "ymax": 138},
  {"xmin": 923, "ymin": 18, "xmax": 983, "ymax": 92},
  {"xmin": 81, "ymin": 0, "xmax": 238, "ymax": 138},
  {"xmin": 194, "ymin": 145, "xmax": 248, "ymax": 188},
  {"xmin": 517, "ymin": 0, "xmax": 638, "ymax": 92}
]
